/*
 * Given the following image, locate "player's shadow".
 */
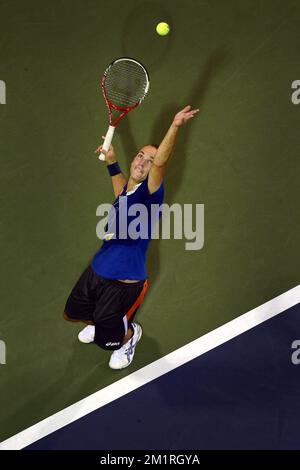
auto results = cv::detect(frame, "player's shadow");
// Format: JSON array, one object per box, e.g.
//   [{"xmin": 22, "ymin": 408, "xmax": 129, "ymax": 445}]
[
  {"xmin": 150, "ymin": 49, "xmax": 228, "ymax": 202},
  {"xmin": 117, "ymin": 49, "xmax": 227, "ymax": 293}
]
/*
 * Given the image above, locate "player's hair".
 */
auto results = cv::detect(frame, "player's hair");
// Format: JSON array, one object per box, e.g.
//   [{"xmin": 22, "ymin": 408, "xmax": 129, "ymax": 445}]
[{"xmin": 148, "ymin": 144, "xmax": 159, "ymax": 150}]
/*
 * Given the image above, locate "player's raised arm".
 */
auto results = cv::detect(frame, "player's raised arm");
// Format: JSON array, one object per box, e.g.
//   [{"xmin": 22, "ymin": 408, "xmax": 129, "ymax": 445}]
[
  {"xmin": 95, "ymin": 137, "xmax": 127, "ymax": 197},
  {"xmin": 148, "ymin": 105, "xmax": 200, "ymax": 194}
]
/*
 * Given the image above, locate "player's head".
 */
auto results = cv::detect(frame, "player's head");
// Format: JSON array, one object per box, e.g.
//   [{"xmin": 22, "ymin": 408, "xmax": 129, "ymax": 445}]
[{"xmin": 130, "ymin": 144, "xmax": 158, "ymax": 182}]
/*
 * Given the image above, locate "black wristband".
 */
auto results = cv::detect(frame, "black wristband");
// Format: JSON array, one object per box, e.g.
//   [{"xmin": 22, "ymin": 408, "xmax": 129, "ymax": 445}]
[{"xmin": 107, "ymin": 162, "xmax": 121, "ymax": 177}]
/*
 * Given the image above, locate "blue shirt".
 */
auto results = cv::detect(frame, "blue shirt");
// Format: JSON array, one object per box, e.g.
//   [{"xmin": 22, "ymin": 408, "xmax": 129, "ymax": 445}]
[{"xmin": 92, "ymin": 176, "xmax": 164, "ymax": 280}]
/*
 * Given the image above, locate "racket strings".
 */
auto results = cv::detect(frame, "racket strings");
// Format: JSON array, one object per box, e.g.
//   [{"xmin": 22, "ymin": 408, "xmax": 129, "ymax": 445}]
[
  {"xmin": 104, "ymin": 60, "xmax": 148, "ymax": 108},
  {"xmin": 106, "ymin": 76, "xmax": 146, "ymax": 106}
]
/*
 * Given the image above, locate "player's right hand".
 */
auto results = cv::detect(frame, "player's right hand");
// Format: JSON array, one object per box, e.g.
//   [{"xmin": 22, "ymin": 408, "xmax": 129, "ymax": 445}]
[{"xmin": 95, "ymin": 136, "xmax": 117, "ymax": 164}]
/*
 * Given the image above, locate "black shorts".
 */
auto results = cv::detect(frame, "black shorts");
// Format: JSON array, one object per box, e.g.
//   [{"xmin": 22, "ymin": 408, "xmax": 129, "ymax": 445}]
[{"xmin": 64, "ymin": 265, "xmax": 148, "ymax": 350}]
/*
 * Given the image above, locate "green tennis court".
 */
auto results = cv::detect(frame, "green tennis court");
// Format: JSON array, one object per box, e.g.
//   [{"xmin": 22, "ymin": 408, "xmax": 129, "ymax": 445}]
[{"xmin": 0, "ymin": 0, "xmax": 299, "ymax": 445}]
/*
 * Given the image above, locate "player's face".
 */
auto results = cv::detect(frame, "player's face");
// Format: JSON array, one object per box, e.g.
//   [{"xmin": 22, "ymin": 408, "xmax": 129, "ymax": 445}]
[{"xmin": 130, "ymin": 146, "xmax": 157, "ymax": 182}]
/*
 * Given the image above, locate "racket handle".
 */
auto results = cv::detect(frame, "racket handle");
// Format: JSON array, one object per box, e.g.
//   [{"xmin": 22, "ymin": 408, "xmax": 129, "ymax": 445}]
[{"xmin": 99, "ymin": 125, "xmax": 115, "ymax": 161}]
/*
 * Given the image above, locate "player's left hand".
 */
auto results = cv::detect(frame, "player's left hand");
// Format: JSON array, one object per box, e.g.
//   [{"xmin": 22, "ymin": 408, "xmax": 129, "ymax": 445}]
[
  {"xmin": 95, "ymin": 136, "xmax": 117, "ymax": 164},
  {"xmin": 173, "ymin": 105, "xmax": 200, "ymax": 127}
]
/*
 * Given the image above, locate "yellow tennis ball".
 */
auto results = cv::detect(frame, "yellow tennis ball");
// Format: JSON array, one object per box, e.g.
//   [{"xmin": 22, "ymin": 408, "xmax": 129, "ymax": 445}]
[{"xmin": 156, "ymin": 22, "xmax": 170, "ymax": 36}]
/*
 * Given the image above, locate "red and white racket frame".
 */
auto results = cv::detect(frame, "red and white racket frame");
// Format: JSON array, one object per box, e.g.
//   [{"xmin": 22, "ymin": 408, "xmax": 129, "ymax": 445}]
[{"xmin": 99, "ymin": 58, "xmax": 149, "ymax": 161}]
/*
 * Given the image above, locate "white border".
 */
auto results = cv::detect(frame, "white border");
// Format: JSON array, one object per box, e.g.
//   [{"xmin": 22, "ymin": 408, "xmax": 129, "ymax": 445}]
[{"xmin": 1, "ymin": 284, "xmax": 299, "ymax": 450}]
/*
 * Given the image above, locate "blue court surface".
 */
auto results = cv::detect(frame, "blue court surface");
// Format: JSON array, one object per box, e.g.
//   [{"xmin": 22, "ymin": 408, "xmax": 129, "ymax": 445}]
[{"xmin": 25, "ymin": 302, "xmax": 300, "ymax": 450}]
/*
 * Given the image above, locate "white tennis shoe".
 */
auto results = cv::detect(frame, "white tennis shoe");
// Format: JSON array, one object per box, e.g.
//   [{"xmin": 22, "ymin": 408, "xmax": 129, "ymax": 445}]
[
  {"xmin": 78, "ymin": 325, "xmax": 95, "ymax": 344},
  {"xmin": 109, "ymin": 322, "xmax": 142, "ymax": 370}
]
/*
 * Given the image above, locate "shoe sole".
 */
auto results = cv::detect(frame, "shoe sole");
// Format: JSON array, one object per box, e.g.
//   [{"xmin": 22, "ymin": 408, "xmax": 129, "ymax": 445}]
[
  {"xmin": 78, "ymin": 329, "xmax": 95, "ymax": 344},
  {"xmin": 135, "ymin": 322, "xmax": 143, "ymax": 344},
  {"xmin": 78, "ymin": 335, "xmax": 94, "ymax": 344}
]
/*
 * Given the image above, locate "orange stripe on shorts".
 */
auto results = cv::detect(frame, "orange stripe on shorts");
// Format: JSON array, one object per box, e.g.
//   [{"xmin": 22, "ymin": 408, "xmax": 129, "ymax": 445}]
[{"xmin": 126, "ymin": 280, "xmax": 149, "ymax": 321}]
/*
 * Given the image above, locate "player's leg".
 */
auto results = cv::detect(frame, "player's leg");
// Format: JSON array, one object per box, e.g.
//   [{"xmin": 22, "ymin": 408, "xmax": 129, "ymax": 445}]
[
  {"xmin": 92, "ymin": 278, "xmax": 148, "ymax": 369},
  {"xmin": 63, "ymin": 265, "xmax": 98, "ymax": 326}
]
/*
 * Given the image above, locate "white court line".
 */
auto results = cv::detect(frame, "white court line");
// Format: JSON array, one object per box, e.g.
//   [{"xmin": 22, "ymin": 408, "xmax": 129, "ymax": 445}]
[{"xmin": 1, "ymin": 284, "xmax": 300, "ymax": 450}]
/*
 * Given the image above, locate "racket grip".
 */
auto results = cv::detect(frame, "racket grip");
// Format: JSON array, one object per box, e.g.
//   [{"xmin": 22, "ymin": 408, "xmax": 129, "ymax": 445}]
[{"xmin": 99, "ymin": 125, "xmax": 115, "ymax": 161}]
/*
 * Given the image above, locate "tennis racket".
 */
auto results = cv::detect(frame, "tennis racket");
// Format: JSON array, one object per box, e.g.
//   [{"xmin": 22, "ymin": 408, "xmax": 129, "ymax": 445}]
[{"xmin": 98, "ymin": 57, "xmax": 150, "ymax": 161}]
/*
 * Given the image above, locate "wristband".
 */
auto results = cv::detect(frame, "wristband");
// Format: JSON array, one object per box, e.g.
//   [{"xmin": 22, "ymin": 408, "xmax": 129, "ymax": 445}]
[{"xmin": 107, "ymin": 162, "xmax": 121, "ymax": 177}]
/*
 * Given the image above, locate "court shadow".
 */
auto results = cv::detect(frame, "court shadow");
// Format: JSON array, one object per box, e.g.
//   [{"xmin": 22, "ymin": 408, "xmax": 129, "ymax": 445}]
[
  {"xmin": 98, "ymin": 50, "xmax": 228, "ymax": 314},
  {"xmin": 150, "ymin": 49, "xmax": 228, "ymax": 201},
  {"xmin": 113, "ymin": 50, "xmax": 228, "ymax": 296},
  {"xmin": 147, "ymin": 49, "xmax": 228, "ymax": 286}
]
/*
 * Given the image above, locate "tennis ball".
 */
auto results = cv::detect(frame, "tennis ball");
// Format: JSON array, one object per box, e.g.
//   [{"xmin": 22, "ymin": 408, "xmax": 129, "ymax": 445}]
[{"xmin": 156, "ymin": 22, "xmax": 170, "ymax": 36}]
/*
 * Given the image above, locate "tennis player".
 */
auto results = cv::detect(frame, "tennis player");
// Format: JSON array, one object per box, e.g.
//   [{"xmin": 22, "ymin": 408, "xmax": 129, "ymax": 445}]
[{"xmin": 64, "ymin": 105, "xmax": 199, "ymax": 369}]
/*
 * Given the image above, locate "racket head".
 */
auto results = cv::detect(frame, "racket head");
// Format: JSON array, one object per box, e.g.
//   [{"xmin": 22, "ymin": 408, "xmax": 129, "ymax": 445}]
[{"xmin": 101, "ymin": 57, "xmax": 150, "ymax": 126}]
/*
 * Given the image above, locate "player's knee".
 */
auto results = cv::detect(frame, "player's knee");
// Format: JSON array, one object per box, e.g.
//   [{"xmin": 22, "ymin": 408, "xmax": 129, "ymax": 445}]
[{"xmin": 94, "ymin": 324, "xmax": 124, "ymax": 351}]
